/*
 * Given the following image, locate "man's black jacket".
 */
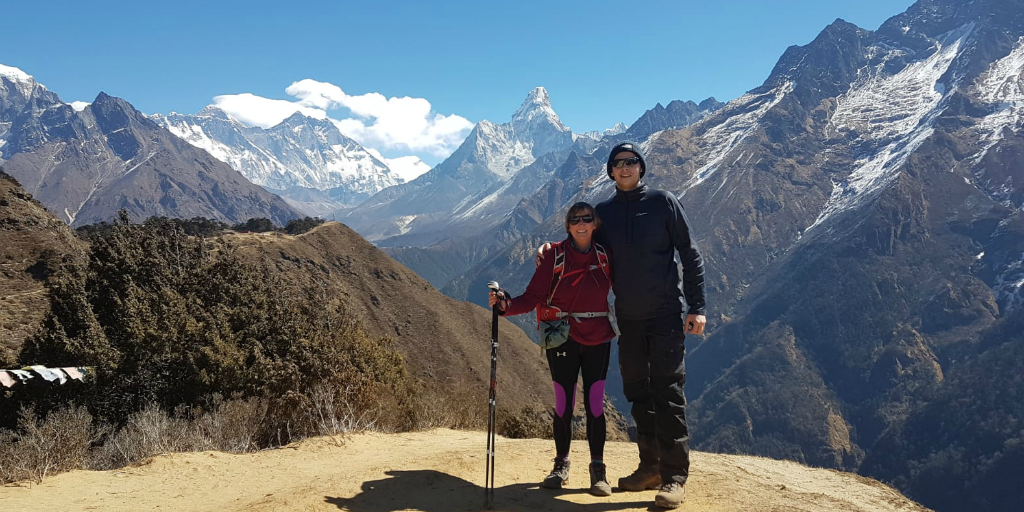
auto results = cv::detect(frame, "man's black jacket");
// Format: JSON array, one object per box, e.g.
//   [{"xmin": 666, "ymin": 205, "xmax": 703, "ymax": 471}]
[{"xmin": 595, "ymin": 183, "xmax": 706, "ymax": 320}]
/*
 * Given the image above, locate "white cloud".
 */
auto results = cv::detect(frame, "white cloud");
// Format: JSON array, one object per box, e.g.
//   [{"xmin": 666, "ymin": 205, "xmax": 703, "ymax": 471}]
[
  {"xmin": 69, "ymin": 101, "xmax": 90, "ymax": 112},
  {"xmin": 213, "ymin": 80, "xmax": 474, "ymax": 161},
  {"xmin": 212, "ymin": 92, "xmax": 327, "ymax": 128},
  {"xmin": 365, "ymin": 148, "xmax": 432, "ymax": 182}
]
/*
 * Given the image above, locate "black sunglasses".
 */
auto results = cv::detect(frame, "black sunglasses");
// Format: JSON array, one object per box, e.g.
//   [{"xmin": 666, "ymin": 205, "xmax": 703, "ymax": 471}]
[
  {"xmin": 611, "ymin": 156, "xmax": 641, "ymax": 168},
  {"xmin": 568, "ymin": 214, "xmax": 595, "ymax": 225}
]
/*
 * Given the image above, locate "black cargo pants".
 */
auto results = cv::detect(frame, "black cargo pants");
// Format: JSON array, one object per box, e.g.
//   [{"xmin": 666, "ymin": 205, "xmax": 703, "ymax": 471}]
[{"xmin": 617, "ymin": 312, "xmax": 689, "ymax": 484}]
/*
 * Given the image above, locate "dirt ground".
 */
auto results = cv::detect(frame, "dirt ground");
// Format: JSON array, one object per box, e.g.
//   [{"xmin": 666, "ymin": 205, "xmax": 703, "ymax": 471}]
[{"xmin": 0, "ymin": 428, "xmax": 931, "ymax": 512}]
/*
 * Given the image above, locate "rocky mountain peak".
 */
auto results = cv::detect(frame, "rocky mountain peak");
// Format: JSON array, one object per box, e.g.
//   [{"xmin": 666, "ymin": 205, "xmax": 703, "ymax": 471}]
[
  {"xmin": 0, "ymin": 63, "xmax": 35, "ymax": 89},
  {"xmin": 281, "ymin": 110, "xmax": 312, "ymax": 126},
  {"xmin": 518, "ymin": 86, "xmax": 551, "ymax": 110},
  {"xmin": 604, "ymin": 122, "xmax": 629, "ymax": 136},
  {"xmin": 698, "ymin": 97, "xmax": 723, "ymax": 110},
  {"xmin": 195, "ymin": 105, "xmax": 234, "ymax": 121},
  {"xmin": 621, "ymin": 97, "xmax": 723, "ymax": 141},
  {"xmin": 822, "ymin": 17, "xmax": 862, "ymax": 35},
  {"xmin": 0, "ymin": 63, "xmax": 62, "ymax": 125},
  {"xmin": 90, "ymin": 91, "xmax": 148, "ymax": 120},
  {"xmin": 82, "ymin": 92, "xmax": 159, "ymax": 161},
  {"xmin": 511, "ymin": 86, "xmax": 568, "ymax": 135}
]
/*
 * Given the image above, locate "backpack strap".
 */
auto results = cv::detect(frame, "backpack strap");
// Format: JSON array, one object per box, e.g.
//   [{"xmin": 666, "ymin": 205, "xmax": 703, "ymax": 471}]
[
  {"xmin": 594, "ymin": 242, "xmax": 611, "ymax": 283},
  {"xmin": 547, "ymin": 242, "xmax": 566, "ymax": 306},
  {"xmin": 537, "ymin": 243, "xmax": 568, "ymax": 328}
]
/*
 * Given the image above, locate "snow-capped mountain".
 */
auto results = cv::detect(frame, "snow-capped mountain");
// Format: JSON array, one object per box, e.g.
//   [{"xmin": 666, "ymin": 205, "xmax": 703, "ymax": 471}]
[
  {"xmin": 0, "ymin": 64, "xmax": 301, "ymax": 226},
  {"xmin": 437, "ymin": 86, "xmax": 578, "ymax": 182},
  {"xmin": 340, "ymin": 87, "xmax": 585, "ymax": 243},
  {"xmin": 583, "ymin": 122, "xmax": 628, "ymax": 139},
  {"xmin": 152, "ymin": 107, "xmax": 403, "ymax": 212},
  {"xmin": 0, "ymin": 64, "xmax": 66, "ymax": 159}
]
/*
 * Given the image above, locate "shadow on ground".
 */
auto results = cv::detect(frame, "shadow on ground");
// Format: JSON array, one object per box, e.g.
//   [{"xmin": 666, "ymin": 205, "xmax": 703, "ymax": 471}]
[{"xmin": 326, "ymin": 469, "xmax": 654, "ymax": 512}]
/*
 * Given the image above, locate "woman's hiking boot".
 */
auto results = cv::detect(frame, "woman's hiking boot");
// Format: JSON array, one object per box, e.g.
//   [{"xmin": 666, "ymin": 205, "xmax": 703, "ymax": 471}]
[
  {"xmin": 588, "ymin": 462, "xmax": 612, "ymax": 496},
  {"xmin": 542, "ymin": 457, "xmax": 570, "ymax": 489},
  {"xmin": 617, "ymin": 465, "xmax": 661, "ymax": 491},
  {"xmin": 654, "ymin": 481, "xmax": 685, "ymax": 508}
]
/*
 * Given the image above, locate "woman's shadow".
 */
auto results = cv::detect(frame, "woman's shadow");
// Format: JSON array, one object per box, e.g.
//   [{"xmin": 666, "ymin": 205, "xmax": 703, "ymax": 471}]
[{"xmin": 325, "ymin": 469, "xmax": 654, "ymax": 512}]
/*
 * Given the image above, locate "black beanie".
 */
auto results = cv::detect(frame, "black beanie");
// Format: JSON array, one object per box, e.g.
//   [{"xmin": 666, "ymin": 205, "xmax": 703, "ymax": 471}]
[{"xmin": 606, "ymin": 141, "xmax": 646, "ymax": 180}]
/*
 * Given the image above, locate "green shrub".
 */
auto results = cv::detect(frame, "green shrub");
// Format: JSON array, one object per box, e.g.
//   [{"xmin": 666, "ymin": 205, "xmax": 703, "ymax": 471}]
[{"xmin": 285, "ymin": 216, "xmax": 325, "ymax": 235}]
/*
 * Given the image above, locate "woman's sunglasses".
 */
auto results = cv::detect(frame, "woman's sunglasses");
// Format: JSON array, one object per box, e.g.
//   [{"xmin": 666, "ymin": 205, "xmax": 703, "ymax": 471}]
[
  {"xmin": 611, "ymin": 156, "xmax": 641, "ymax": 168},
  {"xmin": 568, "ymin": 214, "xmax": 595, "ymax": 225}
]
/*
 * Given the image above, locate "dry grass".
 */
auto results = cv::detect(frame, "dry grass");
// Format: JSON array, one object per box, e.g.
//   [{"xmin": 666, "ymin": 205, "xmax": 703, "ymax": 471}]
[
  {"xmin": 0, "ymin": 405, "xmax": 98, "ymax": 484},
  {"xmin": 0, "ymin": 378, "xmax": 545, "ymax": 486}
]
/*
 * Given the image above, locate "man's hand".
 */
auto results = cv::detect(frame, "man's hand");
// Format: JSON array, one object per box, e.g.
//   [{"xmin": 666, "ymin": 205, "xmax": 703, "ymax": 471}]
[
  {"xmin": 685, "ymin": 314, "xmax": 706, "ymax": 335},
  {"xmin": 535, "ymin": 242, "xmax": 553, "ymax": 268}
]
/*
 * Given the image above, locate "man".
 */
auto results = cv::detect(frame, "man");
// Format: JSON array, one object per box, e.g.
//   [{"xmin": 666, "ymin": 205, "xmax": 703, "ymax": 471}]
[{"xmin": 538, "ymin": 141, "xmax": 706, "ymax": 509}]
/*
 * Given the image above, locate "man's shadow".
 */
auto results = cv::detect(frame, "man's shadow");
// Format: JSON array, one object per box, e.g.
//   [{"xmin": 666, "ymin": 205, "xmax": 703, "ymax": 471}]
[{"xmin": 325, "ymin": 470, "xmax": 654, "ymax": 512}]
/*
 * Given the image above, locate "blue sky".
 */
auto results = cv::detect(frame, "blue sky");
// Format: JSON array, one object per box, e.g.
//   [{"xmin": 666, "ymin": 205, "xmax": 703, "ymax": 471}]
[{"xmin": 2, "ymin": 0, "xmax": 916, "ymax": 171}]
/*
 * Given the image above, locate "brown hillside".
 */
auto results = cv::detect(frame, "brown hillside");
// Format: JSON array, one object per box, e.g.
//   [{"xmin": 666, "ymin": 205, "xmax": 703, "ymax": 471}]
[
  {"xmin": 222, "ymin": 222, "xmax": 595, "ymax": 420},
  {"xmin": 0, "ymin": 171, "xmax": 86, "ymax": 363}
]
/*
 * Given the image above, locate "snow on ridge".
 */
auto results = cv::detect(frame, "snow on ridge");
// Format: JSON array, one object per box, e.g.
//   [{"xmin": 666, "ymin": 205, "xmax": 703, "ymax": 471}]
[
  {"xmin": 0, "ymin": 63, "xmax": 33, "ymax": 84},
  {"xmin": 968, "ymin": 35, "xmax": 1024, "ymax": 166},
  {"xmin": 469, "ymin": 122, "xmax": 537, "ymax": 181},
  {"xmin": 453, "ymin": 179, "xmax": 514, "ymax": 221},
  {"xmin": 807, "ymin": 23, "xmax": 975, "ymax": 233},
  {"xmin": 682, "ymin": 82, "xmax": 794, "ymax": 192},
  {"xmin": 154, "ymin": 112, "xmax": 400, "ymax": 195},
  {"xmin": 994, "ymin": 252, "xmax": 1024, "ymax": 312}
]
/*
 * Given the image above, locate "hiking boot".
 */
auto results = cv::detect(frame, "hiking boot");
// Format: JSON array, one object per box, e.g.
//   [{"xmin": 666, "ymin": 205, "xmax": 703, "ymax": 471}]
[
  {"xmin": 589, "ymin": 462, "xmax": 612, "ymax": 497},
  {"xmin": 654, "ymin": 481, "xmax": 685, "ymax": 509},
  {"xmin": 617, "ymin": 465, "xmax": 661, "ymax": 491},
  {"xmin": 542, "ymin": 458, "xmax": 570, "ymax": 489}
]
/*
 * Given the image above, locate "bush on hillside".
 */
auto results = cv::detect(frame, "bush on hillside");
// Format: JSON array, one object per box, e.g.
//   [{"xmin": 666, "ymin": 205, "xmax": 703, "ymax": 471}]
[
  {"xmin": 285, "ymin": 216, "xmax": 324, "ymax": 235},
  {"xmin": 232, "ymin": 217, "xmax": 277, "ymax": 233},
  {"xmin": 5, "ymin": 210, "xmax": 416, "ymax": 443},
  {"xmin": 0, "ymin": 405, "xmax": 99, "ymax": 484}
]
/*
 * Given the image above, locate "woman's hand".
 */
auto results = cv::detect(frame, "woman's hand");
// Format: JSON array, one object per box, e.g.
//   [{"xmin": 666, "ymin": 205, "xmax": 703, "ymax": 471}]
[{"xmin": 488, "ymin": 290, "xmax": 507, "ymax": 312}]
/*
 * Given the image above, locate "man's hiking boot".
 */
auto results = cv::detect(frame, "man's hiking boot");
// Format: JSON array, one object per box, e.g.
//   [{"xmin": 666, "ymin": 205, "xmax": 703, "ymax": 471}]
[
  {"xmin": 542, "ymin": 458, "xmax": 570, "ymax": 489},
  {"xmin": 589, "ymin": 462, "xmax": 612, "ymax": 496},
  {"xmin": 654, "ymin": 481, "xmax": 685, "ymax": 509},
  {"xmin": 617, "ymin": 465, "xmax": 661, "ymax": 491}
]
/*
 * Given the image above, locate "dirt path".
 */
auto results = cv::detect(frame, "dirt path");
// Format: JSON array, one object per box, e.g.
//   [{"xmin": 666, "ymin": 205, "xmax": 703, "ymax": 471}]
[{"xmin": 0, "ymin": 429, "xmax": 930, "ymax": 512}]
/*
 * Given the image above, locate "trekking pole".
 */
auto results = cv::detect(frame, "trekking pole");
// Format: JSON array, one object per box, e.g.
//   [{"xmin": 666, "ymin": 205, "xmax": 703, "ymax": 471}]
[{"xmin": 485, "ymin": 280, "xmax": 500, "ymax": 508}]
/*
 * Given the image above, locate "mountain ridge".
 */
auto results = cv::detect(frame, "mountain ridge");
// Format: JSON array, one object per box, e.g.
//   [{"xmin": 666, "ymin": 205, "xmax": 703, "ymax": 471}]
[
  {"xmin": 0, "ymin": 74, "xmax": 302, "ymax": 227},
  {"xmin": 152, "ymin": 106, "xmax": 403, "ymax": 213}
]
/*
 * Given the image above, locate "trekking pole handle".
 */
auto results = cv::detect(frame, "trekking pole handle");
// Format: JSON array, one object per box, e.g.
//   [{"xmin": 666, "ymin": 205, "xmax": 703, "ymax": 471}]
[{"xmin": 487, "ymin": 281, "xmax": 503, "ymax": 307}]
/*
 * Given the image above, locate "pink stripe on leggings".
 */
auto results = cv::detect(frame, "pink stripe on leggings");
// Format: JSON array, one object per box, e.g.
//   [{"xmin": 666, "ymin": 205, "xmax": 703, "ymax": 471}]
[
  {"xmin": 553, "ymin": 381, "xmax": 579, "ymax": 417},
  {"xmin": 553, "ymin": 381, "xmax": 567, "ymax": 417}
]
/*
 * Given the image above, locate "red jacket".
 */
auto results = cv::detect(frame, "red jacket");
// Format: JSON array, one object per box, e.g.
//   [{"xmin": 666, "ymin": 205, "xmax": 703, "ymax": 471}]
[{"xmin": 502, "ymin": 238, "xmax": 615, "ymax": 346}]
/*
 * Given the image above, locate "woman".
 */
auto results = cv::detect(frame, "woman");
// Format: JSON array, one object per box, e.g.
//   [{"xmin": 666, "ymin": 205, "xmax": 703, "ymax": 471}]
[{"xmin": 488, "ymin": 201, "xmax": 615, "ymax": 497}]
